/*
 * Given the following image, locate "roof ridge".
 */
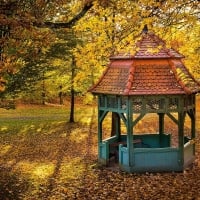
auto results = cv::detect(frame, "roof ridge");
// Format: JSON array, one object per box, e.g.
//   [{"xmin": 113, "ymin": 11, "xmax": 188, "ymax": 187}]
[
  {"xmin": 87, "ymin": 67, "xmax": 108, "ymax": 93},
  {"xmin": 123, "ymin": 65, "xmax": 135, "ymax": 95},
  {"xmin": 168, "ymin": 60, "xmax": 192, "ymax": 94},
  {"xmin": 178, "ymin": 60, "xmax": 200, "ymax": 87},
  {"xmin": 148, "ymin": 33, "xmax": 176, "ymax": 57}
]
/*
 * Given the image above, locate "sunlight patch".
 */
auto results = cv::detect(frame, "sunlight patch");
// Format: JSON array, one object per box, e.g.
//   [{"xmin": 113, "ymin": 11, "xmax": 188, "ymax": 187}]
[
  {"xmin": 78, "ymin": 107, "xmax": 95, "ymax": 125},
  {"xmin": 69, "ymin": 128, "xmax": 88, "ymax": 143},
  {"xmin": 19, "ymin": 125, "xmax": 35, "ymax": 135},
  {"xmin": 80, "ymin": 116, "xmax": 92, "ymax": 125},
  {"xmin": 59, "ymin": 158, "xmax": 86, "ymax": 181},
  {"xmin": 1, "ymin": 126, "xmax": 8, "ymax": 131},
  {"xmin": 32, "ymin": 164, "xmax": 55, "ymax": 179},
  {"xmin": 36, "ymin": 128, "xmax": 42, "ymax": 132},
  {"xmin": 0, "ymin": 144, "xmax": 12, "ymax": 155},
  {"xmin": 14, "ymin": 161, "xmax": 55, "ymax": 182}
]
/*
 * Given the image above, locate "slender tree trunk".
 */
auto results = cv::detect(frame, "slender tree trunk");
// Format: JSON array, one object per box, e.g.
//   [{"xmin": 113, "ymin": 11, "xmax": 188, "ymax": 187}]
[
  {"xmin": 69, "ymin": 57, "xmax": 75, "ymax": 123},
  {"xmin": 42, "ymin": 71, "xmax": 45, "ymax": 105},
  {"xmin": 59, "ymin": 85, "xmax": 63, "ymax": 105},
  {"xmin": 69, "ymin": 87, "xmax": 75, "ymax": 122}
]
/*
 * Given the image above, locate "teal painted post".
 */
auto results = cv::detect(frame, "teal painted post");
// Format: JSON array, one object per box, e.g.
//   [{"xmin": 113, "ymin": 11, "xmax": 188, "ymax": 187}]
[
  {"xmin": 158, "ymin": 113, "xmax": 164, "ymax": 134},
  {"xmin": 191, "ymin": 95, "xmax": 196, "ymax": 154},
  {"xmin": 191, "ymin": 108, "xmax": 196, "ymax": 155},
  {"xmin": 191, "ymin": 95, "xmax": 196, "ymax": 138},
  {"xmin": 178, "ymin": 98, "xmax": 185, "ymax": 167},
  {"xmin": 127, "ymin": 97, "xmax": 134, "ymax": 167},
  {"xmin": 98, "ymin": 97, "xmax": 103, "ymax": 143},
  {"xmin": 116, "ymin": 113, "xmax": 121, "ymax": 139},
  {"xmin": 158, "ymin": 113, "xmax": 165, "ymax": 147},
  {"xmin": 97, "ymin": 97, "xmax": 102, "ymax": 161}
]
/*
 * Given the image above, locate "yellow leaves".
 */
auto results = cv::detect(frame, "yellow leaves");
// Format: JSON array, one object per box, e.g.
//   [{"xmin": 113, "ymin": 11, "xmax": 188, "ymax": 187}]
[
  {"xmin": 155, "ymin": 23, "xmax": 200, "ymax": 78},
  {"xmin": 0, "ymin": 144, "xmax": 12, "ymax": 156},
  {"xmin": 51, "ymin": 59, "xmax": 64, "ymax": 67},
  {"xmin": 146, "ymin": 44, "xmax": 163, "ymax": 54},
  {"xmin": 0, "ymin": 101, "xmax": 200, "ymax": 199},
  {"xmin": 1, "ymin": 25, "xmax": 55, "ymax": 79},
  {"xmin": 176, "ymin": 68, "xmax": 195, "ymax": 88},
  {"xmin": 83, "ymin": 93, "xmax": 94, "ymax": 104},
  {"xmin": 32, "ymin": 163, "xmax": 55, "ymax": 180},
  {"xmin": 59, "ymin": 158, "xmax": 86, "ymax": 180},
  {"xmin": 41, "ymin": 46, "xmax": 49, "ymax": 54},
  {"xmin": 69, "ymin": 128, "xmax": 88, "ymax": 143},
  {"xmin": 1, "ymin": 55, "xmax": 23, "ymax": 74}
]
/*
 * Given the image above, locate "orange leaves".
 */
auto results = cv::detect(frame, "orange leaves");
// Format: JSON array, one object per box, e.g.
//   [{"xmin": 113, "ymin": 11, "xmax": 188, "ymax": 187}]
[{"xmin": 0, "ymin": 101, "xmax": 200, "ymax": 199}]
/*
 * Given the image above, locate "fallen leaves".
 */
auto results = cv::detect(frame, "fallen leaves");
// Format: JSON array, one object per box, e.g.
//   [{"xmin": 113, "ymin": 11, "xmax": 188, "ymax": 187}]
[{"xmin": 0, "ymin": 101, "xmax": 200, "ymax": 199}]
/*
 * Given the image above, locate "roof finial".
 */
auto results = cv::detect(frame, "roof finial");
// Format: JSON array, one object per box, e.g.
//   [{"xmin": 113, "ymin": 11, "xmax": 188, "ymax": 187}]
[{"xmin": 142, "ymin": 24, "xmax": 148, "ymax": 34}]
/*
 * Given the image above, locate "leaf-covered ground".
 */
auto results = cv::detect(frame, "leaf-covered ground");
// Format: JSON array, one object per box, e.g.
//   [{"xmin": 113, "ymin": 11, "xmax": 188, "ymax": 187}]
[{"xmin": 0, "ymin": 98, "xmax": 200, "ymax": 200}]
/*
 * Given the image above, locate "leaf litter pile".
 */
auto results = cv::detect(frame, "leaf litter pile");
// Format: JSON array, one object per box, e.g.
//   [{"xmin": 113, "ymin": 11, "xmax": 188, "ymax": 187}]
[{"xmin": 0, "ymin": 102, "xmax": 200, "ymax": 200}]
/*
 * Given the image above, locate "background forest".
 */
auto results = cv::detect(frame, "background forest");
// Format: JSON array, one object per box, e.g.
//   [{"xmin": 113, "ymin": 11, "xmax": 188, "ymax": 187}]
[{"xmin": 0, "ymin": 0, "xmax": 200, "ymax": 106}]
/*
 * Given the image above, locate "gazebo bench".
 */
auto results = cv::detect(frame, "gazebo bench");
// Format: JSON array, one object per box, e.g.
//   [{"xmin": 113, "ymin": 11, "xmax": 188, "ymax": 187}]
[
  {"xmin": 109, "ymin": 139, "xmax": 142, "ymax": 147},
  {"xmin": 109, "ymin": 139, "xmax": 142, "ymax": 161}
]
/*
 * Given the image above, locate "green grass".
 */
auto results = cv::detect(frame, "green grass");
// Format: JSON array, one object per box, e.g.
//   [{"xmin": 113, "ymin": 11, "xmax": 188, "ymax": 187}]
[
  {"xmin": 0, "ymin": 105, "xmax": 68, "ymax": 136},
  {"xmin": 0, "ymin": 105, "xmax": 69, "ymax": 119},
  {"xmin": 0, "ymin": 104, "xmax": 96, "ymax": 134}
]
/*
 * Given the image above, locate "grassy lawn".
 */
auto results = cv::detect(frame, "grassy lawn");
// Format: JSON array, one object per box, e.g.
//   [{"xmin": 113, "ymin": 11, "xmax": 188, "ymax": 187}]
[{"xmin": 0, "ymin": 98, "xmax": 200, "ymax": 200}]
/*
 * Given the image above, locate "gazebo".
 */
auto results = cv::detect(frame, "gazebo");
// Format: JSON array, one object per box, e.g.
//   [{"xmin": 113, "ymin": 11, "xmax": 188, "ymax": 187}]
[{"xmin": 89, "ymin": 28, "xmax": 200, "ymax": 173}]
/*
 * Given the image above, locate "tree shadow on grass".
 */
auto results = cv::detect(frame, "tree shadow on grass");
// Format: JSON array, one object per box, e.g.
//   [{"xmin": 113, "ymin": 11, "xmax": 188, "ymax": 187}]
[
  {"xmin": 0, "ymin": 167, "xmax": 31, "ymax": 200},
  {"xmin": 38, "ymin": 108, "xmax": 97, "ymax": 199},
  {"xmin": 37, "ymin": 122, "xmax": 85, "ymax": 199},
  {"xmin": 0, "ymin": 121, "xmax": 71, "ymax": 199}
]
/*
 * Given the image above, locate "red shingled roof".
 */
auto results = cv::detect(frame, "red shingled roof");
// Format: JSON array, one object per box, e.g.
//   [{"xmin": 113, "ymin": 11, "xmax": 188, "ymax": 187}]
[
  {"xmin": 89, "ymin": 31, "xmax": 200, "ymax": 96},
  {"xmin": 110, "ymin": 32, "xmax": 184, "ymax": 60}
]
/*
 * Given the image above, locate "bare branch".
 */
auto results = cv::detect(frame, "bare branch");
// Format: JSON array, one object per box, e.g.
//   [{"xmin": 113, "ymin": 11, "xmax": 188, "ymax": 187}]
[{"xmin": 35, "ymin": 2, "xmax": 93, "ymax": 29}]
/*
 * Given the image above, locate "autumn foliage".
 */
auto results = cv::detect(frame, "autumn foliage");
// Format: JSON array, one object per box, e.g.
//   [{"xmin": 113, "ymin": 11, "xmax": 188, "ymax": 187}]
[{"xmin": 0, "ymin": 0, "xmax": 200, "ymax": 103}]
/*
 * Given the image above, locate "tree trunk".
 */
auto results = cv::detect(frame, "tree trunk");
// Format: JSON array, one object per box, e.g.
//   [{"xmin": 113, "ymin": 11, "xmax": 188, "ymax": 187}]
[
  {"xmin": 35, "ymin": 2, "xmax": 93, "ymax": 29},
  {"xmin": 42, "ymin": 71, "xmax": 45, "ymax": 105},
  {"xmin": 59, "ymin": 85, "xmax": 63, "ymax": 105},
  {"xmin": 69, "ymin": 57, "xmax": 75, "ymax": 123},
  {"xmin": 69, "ymin": 87, "xmax": 75, "ymax": 123}
]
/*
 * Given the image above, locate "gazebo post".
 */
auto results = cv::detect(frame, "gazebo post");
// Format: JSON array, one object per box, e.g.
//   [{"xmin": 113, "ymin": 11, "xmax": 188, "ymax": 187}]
[
  {"xmin": 158, "ymin": 113, "xmax": 165, "ymax": 134},
  {"xmin": 98, "ymin": 114, "xmax": 103, "ymax": 144},
  {"xmin": 127, "ymin": 98, "xmax": 134, "ymax": 169},
  {"xmin": 97, "ymin": 100, "xmax": 109, "ymax": 164},
  {"xmin": 191, "ymin": 111, "xmax": 196, "ymax": 140},
  {"xmin": 188, "ymin": 95, "xmax": 196, "ymax": 154},
  {"xmin": 97, "ymin": 110, "xmax": 103, "ymax": 161},
  {"xmin": 97, "ymin": 98, "xmax": 105, "ymax": 144},
  {"xmin": 158, "ymin": 113, "xmax": 165, "ymax": 146},
  {"xmin": 190, "ymin": 110, "xmax": 196, "ymax": 155},
  {"xmin": 178, "ymin": 101, "xmax": 185, "ymax": 167},
  {"xmin": 192, "ymin": 96, "xmax": 196, "ymax": 140}
]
